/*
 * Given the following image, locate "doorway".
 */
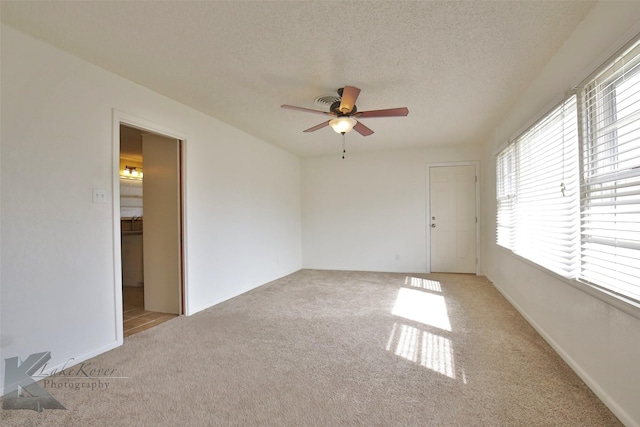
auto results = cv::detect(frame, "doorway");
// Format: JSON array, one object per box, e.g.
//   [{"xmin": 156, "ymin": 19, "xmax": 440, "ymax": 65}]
[
  {"xmin": 428, "ymin": 163, "xmax": 479, "ymax": 273},
  {"xmin": 119, "ymin": 124, "xmax": 183, "ymax": 337}
]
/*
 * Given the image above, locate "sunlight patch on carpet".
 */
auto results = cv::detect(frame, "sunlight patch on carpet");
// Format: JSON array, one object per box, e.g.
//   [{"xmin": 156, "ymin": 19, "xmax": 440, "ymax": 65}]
[
  {"xmin": 405, "ymin": 276, "xmax": 442, "ymax": 292},
  {"xmin": 386, "ymin": 322, "xmax": 456, "ymax": 379},
  {"xmin": 392, "ymin": 287, "xmax": 451, "ymax": 331}
]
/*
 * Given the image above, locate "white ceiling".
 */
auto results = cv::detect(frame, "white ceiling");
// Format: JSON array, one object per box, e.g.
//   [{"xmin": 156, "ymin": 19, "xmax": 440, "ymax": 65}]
[{"xmin": 1, "ymin": 1, "xmax": 596, "ymax": 157}]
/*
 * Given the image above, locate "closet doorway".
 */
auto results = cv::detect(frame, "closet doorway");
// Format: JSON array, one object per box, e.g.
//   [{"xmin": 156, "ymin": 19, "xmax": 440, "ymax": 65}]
[{"xmin": 119, "ymin": 124, "xmax": 183, "ymax": 337}]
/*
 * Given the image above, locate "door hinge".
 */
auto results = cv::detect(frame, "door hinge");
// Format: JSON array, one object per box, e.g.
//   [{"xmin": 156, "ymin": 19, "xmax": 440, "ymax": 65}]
[
  {"xmin": 475, "ymin": 217, "xmax": 478, "ymax": 224},
  {"xmin": 475, "ymin": 175, "xmax": 478, "ymax": 183}
]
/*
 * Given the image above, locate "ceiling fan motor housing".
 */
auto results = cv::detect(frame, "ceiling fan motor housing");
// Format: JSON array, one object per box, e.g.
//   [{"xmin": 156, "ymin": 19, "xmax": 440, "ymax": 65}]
[{"xmin": 330, "ymin": 100, "xmax": 357, "ymax": 116}]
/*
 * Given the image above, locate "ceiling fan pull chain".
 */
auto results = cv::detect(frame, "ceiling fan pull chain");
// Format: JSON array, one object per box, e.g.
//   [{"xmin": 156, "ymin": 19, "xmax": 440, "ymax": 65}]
[{"xmin": 342, "ymin": 133, "xmax": 346, "ymax": 159}]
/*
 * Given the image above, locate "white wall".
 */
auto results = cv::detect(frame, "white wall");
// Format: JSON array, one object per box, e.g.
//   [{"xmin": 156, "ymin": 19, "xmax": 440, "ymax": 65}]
[
  {"xmin": 0, "ymin": 24, "xmax": 301, "ymax": 386},
  {"xmin": 481, "ymin": 3, "xmax": 640, "ymax": 426},
  {"xmin": 302, "ymin": 147, "xmax": 483, "ymax": 273}
]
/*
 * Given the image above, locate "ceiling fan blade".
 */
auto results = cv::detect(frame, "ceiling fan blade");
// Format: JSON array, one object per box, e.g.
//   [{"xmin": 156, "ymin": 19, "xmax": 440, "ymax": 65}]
[
  {"xmin": 338, "ymin": 86, "xmax": 361, "ymax": 114},
  {"xmin": 353, "ymin": 121, "xmax": 374, "ymax": 136},
  {"xmin": 303, "ymin": 121, "xmax": 331, "ymax": 133},
  {"xmin": 355, "ymin": 107, "xmax": 409, "ymax": 118},
  {"xmin": 281, "ymin": 105, "xmax": 333, "ymax": 116}
]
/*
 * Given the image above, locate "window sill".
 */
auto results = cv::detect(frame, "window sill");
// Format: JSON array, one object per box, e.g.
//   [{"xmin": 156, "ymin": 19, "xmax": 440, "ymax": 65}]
[{"xmin": 495, "ymin": 244, "xmax": 640, "ymax": 321}]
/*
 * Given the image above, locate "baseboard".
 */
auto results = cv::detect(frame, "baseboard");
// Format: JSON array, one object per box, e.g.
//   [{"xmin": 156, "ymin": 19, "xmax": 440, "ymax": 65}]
[{"xmin": 486, "ymin": 274, "xmax": 637, "ymax": 427}]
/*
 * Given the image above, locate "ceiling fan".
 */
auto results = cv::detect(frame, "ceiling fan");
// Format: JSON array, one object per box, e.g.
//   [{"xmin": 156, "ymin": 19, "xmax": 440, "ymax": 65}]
[{"xmin": 281, "ymin": 86, "xmax": 409, "ymax": 136}]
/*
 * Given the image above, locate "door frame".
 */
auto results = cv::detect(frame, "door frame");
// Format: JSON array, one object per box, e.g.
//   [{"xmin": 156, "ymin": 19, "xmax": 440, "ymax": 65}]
[
  {"xmin": 112, "ymin": 109, "xmax": 189, "ymax": 344},
  {"xmin": 425, "ymin": 161, "xmax": 480, "ymax": 274}
]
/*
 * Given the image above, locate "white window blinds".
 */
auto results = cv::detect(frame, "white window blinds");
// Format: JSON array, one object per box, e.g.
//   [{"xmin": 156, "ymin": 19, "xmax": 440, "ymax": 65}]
[
  {"xmin": 496, "ymin": 36, "xmax": 640, "ymax": 306},
  {"xmin": 579, "ymin": 40, "xmax": 640, "ymax": 302},
  {"xmin": 496, "ymin": 96, "xmax": 580, "ymax": 277},
  {"xmin": 496, "ymin": 144, "xmax": 515, "ymax": 249}
]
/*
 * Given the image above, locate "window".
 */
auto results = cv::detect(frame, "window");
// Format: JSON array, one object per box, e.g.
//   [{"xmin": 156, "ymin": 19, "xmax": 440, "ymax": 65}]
[
  {"xmin": 496, "ymin": 38, "xmax": 640, "ymax": 305},
  {"xmin": 496, "ymin": 144, "xmax": 515, "ymax": 249},
  {"xmin": 579, "ymin": 41, "xmax": 640, "ymax": 302},
  {"xmin": 496, "ymin": 96, "xmax": 579, "ymax": 278}
]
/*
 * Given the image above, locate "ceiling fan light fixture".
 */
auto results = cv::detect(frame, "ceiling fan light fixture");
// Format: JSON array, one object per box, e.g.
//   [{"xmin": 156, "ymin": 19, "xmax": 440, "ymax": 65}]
[{"xmin": 329, "ymin": 117, "xmax": 357, "ymax": 134}]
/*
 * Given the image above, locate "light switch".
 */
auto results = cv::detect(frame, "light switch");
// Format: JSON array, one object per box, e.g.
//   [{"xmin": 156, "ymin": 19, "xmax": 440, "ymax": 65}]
[{"xmin": 93, "ymin": 189, "xmax": 107, "ymax": 204}]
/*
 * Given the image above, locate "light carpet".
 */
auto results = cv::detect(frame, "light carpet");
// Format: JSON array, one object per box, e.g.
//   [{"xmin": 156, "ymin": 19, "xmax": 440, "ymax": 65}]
[{"xmin": 1, "ymin": 270, "xmax": 621, "ymax": 426}]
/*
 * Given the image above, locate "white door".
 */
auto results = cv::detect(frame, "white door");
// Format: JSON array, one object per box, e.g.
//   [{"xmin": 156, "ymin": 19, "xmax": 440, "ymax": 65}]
[
  {"xmin": 142, "ymin": 133, "xmax": 181, "ymax": 314},
  {"xmin": 429, "ymin": 165, "xmax": 477, "ymax": 273}
]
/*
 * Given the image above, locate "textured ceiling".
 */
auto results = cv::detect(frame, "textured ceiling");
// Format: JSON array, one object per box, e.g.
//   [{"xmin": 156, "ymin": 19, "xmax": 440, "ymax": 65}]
[{"xmin": 1, "ymin": 1, "xmax": 595, "ymax": 157}]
